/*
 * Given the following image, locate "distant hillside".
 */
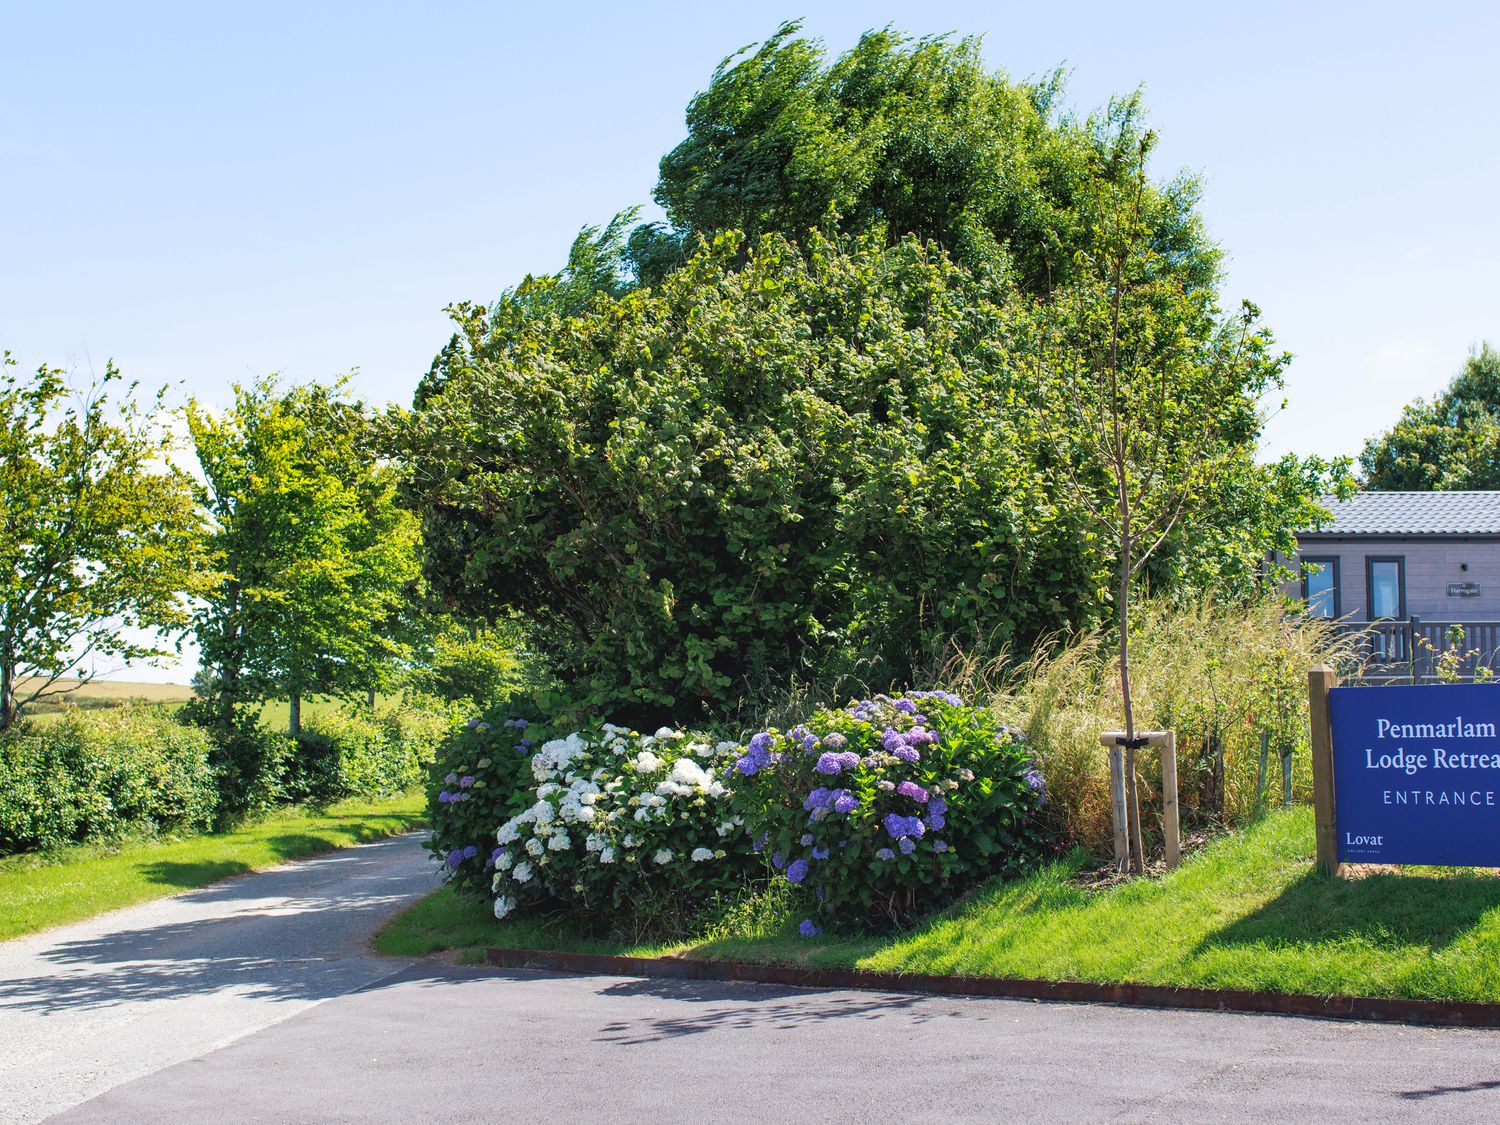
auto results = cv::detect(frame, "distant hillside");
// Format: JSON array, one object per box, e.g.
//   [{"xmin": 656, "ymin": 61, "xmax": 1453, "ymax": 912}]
[{"xmin": 16, "ymin": 679, "xmax": 197, "ymax": 720}]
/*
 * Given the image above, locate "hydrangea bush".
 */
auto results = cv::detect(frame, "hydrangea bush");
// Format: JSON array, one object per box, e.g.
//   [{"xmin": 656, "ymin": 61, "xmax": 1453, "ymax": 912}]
[
  {"xmin": 426, "ymin": 707, "xmax": 543, "ymax": 897},
  {"xmin": 490, "ymin": 725, "xmax": 751, "ymax": 923},
  {"xmin": 731, "ymin": 691, "xmax": 1048, "ymax": 930}
]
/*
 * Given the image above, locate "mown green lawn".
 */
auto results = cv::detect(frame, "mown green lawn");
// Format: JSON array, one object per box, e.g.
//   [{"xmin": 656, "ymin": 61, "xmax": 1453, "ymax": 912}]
[
  {"xmin": 377, "ymin": 807, "xmax": 1500, "ymax": 1002},
  {"xmin": 0, "ymin": 793, "xmax": 426, "ymax": 942}
]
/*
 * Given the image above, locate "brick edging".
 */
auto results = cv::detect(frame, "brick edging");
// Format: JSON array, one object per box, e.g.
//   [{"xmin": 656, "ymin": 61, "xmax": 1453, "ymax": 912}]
[{"xmin": 482, "ymin": 946, "xmax": 1500, "ymax": 1029}]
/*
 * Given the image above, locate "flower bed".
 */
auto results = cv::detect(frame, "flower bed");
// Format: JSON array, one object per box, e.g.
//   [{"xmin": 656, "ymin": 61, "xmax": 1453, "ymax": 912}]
[
  {"xmin": 489, "ymin": 725, "xmax": 752, "ymax": 922},
  {"xmin": 731, "ymin": 692, "xmax": 1048, "ymax": 931}
]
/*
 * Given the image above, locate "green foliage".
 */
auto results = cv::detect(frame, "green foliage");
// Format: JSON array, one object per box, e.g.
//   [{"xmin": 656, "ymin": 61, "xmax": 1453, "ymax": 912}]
[
  {"xmin": 1360, "ymin": 343, "xmax": 1500, "ymax": 490},
  {"xmin": 187, "ymin": 378, "xmax": 423, "ymax": 733},
  {"xmin": 425, "ymin": 705, "xmax": 550, "ymax": 897},
  {"xmin": 0, "ymin": 708, "xmax": 217, "ymax": 854},
  {"xmin": 287, "ymin": 700, "xmax": 453, "ymax": 804},
  {"xmin": 408, "ymin": 229, "xmax": 1102, "ymax": 724},
  {"xmin": 640, "ymin": 21, "xmax": 1218, "ymax": 295},
  {"xmin": 0, "ymin": 352, "xmax": 211, "ymax": 729},
  {"xmin": 729, "ymin": 692, "xmax": 1046, "ymax": 930},
  {"xmin": 411, "ymin": 620, "xmax": 532, "ymax": 710}
]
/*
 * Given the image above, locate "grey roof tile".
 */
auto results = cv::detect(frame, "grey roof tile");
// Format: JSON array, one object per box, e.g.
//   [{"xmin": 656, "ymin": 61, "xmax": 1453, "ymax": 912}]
[{"xmin": 1302, "ymin": 491, "xmax": 1500, "ymax": 536}]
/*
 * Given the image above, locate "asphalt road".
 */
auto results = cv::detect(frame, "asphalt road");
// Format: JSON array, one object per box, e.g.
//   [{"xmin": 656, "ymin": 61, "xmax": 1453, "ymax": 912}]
[
  {"xmin": 0, "ymin": 831, "xmax": 439, "ymax": 1125},
  {"xmin": 5, "ymin": 832, "xmax": 1500, "ymax": 1124}
]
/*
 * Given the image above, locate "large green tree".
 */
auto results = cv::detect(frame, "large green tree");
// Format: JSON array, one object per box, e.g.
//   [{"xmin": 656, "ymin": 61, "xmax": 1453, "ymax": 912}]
[
  {"xmin": 630, "ymin": 21, "xmax": 1218, "ymax": 297},
  {"xmin": 1361, "ymin": 343, "xmax": 1500, "ymax": 490},
  {"xmin": 188, "ymin": 379, "xmax": 421, "ymax": 735},
  {"xmin": 0, "ymin": 353, "xmax": 209, "ymax": 729}
]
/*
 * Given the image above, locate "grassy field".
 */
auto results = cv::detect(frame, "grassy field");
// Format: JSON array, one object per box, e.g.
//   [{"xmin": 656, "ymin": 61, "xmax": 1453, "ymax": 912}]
[
  {"xmin": 0, "ymin": 793, "xmax": 426, "ymax": 942},
  {"xmin": 20, "ymin": 678, "xmax": 386, "ymax": 732},
  {"xmin": 377, "ymin": 807, "xmax": 1500, "ymax": 1002}
]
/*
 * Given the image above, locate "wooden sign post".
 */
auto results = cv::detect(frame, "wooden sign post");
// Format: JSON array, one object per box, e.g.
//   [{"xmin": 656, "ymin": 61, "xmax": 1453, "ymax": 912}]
[
  {"xmin": 1098, "ymin": 730, "xmax": 1181, "ymax": 872},
  {"xmin": 1307, "ymin": 664, "xmax": 1341, "ymax": 876}
]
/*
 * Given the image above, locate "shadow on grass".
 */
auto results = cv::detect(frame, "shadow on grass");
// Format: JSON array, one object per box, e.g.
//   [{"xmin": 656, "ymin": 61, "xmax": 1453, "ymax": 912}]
[
  {"xmin": 1197, "ymin": 869, "xmax": 1500, "ymax": 955},
  {"xmin": 137, "ymin": 858, "xmax": 254, "ymax": 890}
]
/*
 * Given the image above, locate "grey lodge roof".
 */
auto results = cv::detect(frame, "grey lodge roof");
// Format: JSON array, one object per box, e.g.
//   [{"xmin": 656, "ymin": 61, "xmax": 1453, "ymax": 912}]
[{"xmin": 1301, "ymin": 491, "xmax": 1500, "ymax": 538}]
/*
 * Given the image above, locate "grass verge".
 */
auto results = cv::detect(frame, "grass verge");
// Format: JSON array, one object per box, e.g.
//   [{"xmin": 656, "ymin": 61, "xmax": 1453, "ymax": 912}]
[
  {"xmin": 376, "ymin": 807, "xmax": 1500, "ymax": 1002},
  {"xmin": 0, "ymin": 792, "xmax": 426, "ymax": 942}
]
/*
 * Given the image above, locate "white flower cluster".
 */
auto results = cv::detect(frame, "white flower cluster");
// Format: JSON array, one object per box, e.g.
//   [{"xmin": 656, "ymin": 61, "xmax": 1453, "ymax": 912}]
[{"xmin": 490, "ymin": 724, "xmax": 744, "ymax": 919}]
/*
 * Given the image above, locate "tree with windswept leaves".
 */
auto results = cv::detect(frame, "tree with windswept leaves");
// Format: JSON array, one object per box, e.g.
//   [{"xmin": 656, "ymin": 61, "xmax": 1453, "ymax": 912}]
[
  {"xmin": 0, "ymin": 352, "xmax": 210, "ymax": 730},
  {"xmin": 188, "ymin": 378, "xmax": 422, "ymax": 736}
]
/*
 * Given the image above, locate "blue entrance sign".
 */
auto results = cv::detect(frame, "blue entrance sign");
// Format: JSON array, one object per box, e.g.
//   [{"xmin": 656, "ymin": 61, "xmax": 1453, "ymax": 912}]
[{"xmin": 1329, "ymin": 683, "xmax": 1500, "ymax": 866}]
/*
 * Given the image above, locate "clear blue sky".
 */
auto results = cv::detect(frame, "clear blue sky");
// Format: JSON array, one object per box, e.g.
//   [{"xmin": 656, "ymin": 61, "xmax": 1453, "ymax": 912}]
[{"xmin": 5, "ymin": 3, "xmax": 1500, "ymax": 685}]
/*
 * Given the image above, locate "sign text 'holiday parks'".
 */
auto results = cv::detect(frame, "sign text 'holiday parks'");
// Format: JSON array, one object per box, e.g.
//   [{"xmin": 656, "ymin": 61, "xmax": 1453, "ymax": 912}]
[{"xmin": 1330, "ymin": 682, "xmax": 1500, "ymax": 866}]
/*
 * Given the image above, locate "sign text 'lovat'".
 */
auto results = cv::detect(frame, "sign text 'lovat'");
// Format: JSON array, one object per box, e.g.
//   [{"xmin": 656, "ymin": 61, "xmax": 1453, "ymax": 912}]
[{"xmin": 1329, "ymin": 683, "xmax": 1500, "ymax": 866}]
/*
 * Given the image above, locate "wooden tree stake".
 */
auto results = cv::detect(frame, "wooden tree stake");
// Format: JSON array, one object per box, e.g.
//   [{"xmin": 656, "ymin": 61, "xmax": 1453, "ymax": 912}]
[{"xmin": 1307, "ymin": 665, "xmax": 1341, "ymax": 876}]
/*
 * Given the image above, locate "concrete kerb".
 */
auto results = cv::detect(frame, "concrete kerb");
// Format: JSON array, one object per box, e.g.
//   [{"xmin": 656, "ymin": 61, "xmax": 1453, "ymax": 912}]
[{"xmin": 482, "ymin": 946, "xmax": 1500, "ymax": 1029}]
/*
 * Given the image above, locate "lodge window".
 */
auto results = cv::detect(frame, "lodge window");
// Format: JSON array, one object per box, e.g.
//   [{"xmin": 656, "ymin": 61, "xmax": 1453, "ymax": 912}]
[
  {"xmin": 1366, "ymin": 556, "xmax": 1406, "ymax": 620},
  {"xmin": 1300, "ymin": 557, "xmax": 1340, "ymax": 618}
]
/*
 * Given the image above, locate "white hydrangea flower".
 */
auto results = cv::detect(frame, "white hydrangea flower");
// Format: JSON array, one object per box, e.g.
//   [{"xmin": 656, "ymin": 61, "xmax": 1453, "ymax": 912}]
[
  {"xmin": 547, "ymin": 832, "xmax": 572, "ymax": 852},
  {"xmin": 633, "ymin": 750, "xmax": 664, "ymax": 774},
  {"xmin": 525, "ymin": 837, "xmax": 545, "ymax": 857},
  {"xmin": 653, "ymin": 848, "xmax": 673, "ymax": 865},
  {"xmin": 497, "ymin": 851, "xmax": 514, "ymax": 870},
  {"xmin": 622, "ymin": 833, "xmax": 640, "ymax": 848},
  {"xmin": 691, "ymin": 847, "xmax": 714, "ymax": 862},
  {"xmin": 598, "ymin": 846, "xmax": 616, "ymax": 864},
  {"xmin": 654, "ymin": 726, "xmax": 677, "ymax": 740},
  {"xmin": 497, "ymin": 820, "xmax": 522, "ymax": 845},
  {"xmin": 512, "ymin": 861, "xmax": 534, "ymax": 884},
  {"xmin": 493, "ymin": 895, "xmax": 515, "ymax": 919}
]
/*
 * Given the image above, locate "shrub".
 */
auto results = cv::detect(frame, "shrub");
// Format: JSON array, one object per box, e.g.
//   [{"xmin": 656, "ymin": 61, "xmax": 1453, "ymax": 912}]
[
  {"xmin": 730, "ymin": 691, "xmax": 1047, "ymax": 930},
  {"xmin": 993, "ymin": 596, "xmax": 1353, "ymax": 854},
  {"xmin": 426, "ymin": 706, "xmax": 545, "ymax": 897},
  {"xmin": 489, "ymin": 724, "xmax": 752, "ymax": 926},
  {"xmin": 289, "ymin": 700, "xmax": 454, "ymax": 804},
  {"xmin": 0, "ymin": 708, "xmax": 217, "ymax": 854}
]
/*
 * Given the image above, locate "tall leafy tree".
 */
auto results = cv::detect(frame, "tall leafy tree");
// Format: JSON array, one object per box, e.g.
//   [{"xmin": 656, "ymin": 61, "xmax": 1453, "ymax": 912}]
[
  {"xmin": 0, "ymin": 353, "xmax": 209, "ymax": 729},
  {"xmin": 1361, "ymin": 343, "xmax": 1500, "ymax": 490},
  {"xmin": 188, "ymin": 379, "xmax": 421, "ymax": 734},
  {"xmin": 632, "ymin": 21, "xmax": 1218, "ymax": 296}
]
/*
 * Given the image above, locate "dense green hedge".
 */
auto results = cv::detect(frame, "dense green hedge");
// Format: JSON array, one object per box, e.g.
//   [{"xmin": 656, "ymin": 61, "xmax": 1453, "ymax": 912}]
[
  {"xmin": 0, "ymin": 709, "xmax": 217, "ymax": 854},
  {"xmin": 288, "ymin": 701, "xmax": 454, "ymax": 804}
]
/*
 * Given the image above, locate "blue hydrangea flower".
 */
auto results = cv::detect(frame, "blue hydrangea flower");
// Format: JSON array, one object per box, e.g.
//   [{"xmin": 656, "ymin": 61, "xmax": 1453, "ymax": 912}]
[
  {"xmin": 459, "ymin": 776, "xmax": 475, "ymax": 788},
  {"xmin": 446, "ymin": 849, "xmax": 464, "ymax": 868},
  {"xmin": 753, "ymin": 832, "xmax": 768, "ymax": 852},
  {"xmin": 875, "ymin": 848, "xmax": 895, "ymax": 861},
  {"xmin": 823, "ymin": 732, "xmax": 847, "ymax": 750},
  {"xmin": 881, "ymin": 729, "xmax": 906, "ymax": 753},
  {"xmin": 786, "ymin": 858, "xmax": 810, "ymax": 884},
  {"xmin": 899, "ymin": 837, "xmax": 916, "ymax": 855},
  {"xmin": 799, "ymin": 919, "xmax": 822, "ymax": 938},
  {"xmin": 800, "ymin": 833, "xmax": 815, "ymax": 846},
  {"xmin": 894, "ymin": 745, "xmax": 920, "ymax": 763},
  {"xmin": 811, "ymin": 845, "xmax": 830, "ymax": 860},
  {"xmin": 831, "ymin": 790, "xmax": 858, "ymax": 815},
  {"xmin": 815, "ymin": 752, "xmax": 846, "ymax": 775},
  {"xmin": 803, "ymin": 787, "xmax": 832, "ymax": 811},
  {"xmin": 932, "ymin": 840, "xmax": 949, "ymax": 853},
  {"xmin": 1025, "ymin": 769, "xmax": 1048, "ymax": 801},
  {"xmin": 444, "ymin": 773, "xmax": 459, "ymax": 785},
  {"xmin": 771, "ymin": 852, "xmax": 786, "ymax": 870},
  {"xmin": 463, "ymin": 844, "xmax": 478, "ymax": 858},
  {"xmin": 894, "ymin": 699, "xmax": 917, "ymax": 715}
]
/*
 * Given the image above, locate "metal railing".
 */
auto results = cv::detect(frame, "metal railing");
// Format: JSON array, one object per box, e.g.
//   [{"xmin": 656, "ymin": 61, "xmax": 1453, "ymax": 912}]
[{"xmin": 1337, "ymin": 617, "xmax": 1500, "ymax": 683}]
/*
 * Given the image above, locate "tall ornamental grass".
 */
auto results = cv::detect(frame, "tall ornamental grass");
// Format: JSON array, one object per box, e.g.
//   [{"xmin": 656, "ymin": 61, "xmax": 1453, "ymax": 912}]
[{"xmin": 989, "ymin": 598, "xmax": 1352, "ymax": 855}]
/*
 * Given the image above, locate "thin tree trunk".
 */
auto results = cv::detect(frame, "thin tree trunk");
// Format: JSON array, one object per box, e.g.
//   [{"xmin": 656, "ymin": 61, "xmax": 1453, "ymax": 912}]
[
  {"xmin": 0, "ymin": 655, "xmax": 14, "ymax": 732},
  {"xmin": 1119, "ymin": 506, "xmax": 1145, "ymax": 874},
  {"xmin": 289, "ymin": 692, "xmax": 301, "ymax": 737},
  {"xmin": 367, "ymin": 686, "xmax": 376, "ymax": 711}
]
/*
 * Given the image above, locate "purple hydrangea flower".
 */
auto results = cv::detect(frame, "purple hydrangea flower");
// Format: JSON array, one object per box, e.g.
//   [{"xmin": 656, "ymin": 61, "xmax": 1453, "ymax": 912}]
[
  {"xmin": 831, "ymin": 791, "xmax": 859, "ymax": 815},
  {"xmin": 894, "ymin": 698, "xmax": 917, "ymax": 715},
  {"xmin": 881, "ymin": 729, "xmax": 906, "ymax": 753},
  {"xmin": 875, "ymin": 848, "xmax": 895, "ymax": 861},
  {"xmin": 518, "ymin": 739, "xmax": 532, "ymax": 751},
  {"xmin": 488, "ymin": 846, "xmax": 504, "ymax": 867},
  {"xmin": 897, "ymin": 781, "xmax": 930, "ymax": 804},
  {"xmin": 771, "ymin": 852, "xmax": 786, "ymax": 870},
  {"xmin": 893, "ymin": 745, "xmax": 920, "ymax": 763},
  {"xmin": 753, "ymin": 832, "xmax": 768, "ymax": 852},
  {"xmin": 899, "ymin": 837, "xmax": 916, "ymax": 855},
  {"xmin": 811, "ymin": 845, "xmax": 830, "ymax": 860},
  {"xmin": 882, "ymin": 813, "xmax": 926, "ymax": 840},
  {"xmin": 1026, "ymin": 769, "xmax": 1047, "ymax": 795},
  {"xmin": 736, "ymin": 755, "xmax": 762, "ymax": 776},
  {"xmin": 823, "ymin": 732, "xmax": 847, "ymax": 750},
  {"xmin": 512, "ymin": 719, "xmax": 528, "ymax": 732},
  {"xmin": 463, "ymin": 844, "xmax": 478, "ymax": 859},
  {"xmin": 446, "ymin": 849, "xmax": 464, "ymax": 868},
  {"xmin": 803, "ymin": 787, "xmax": 832, "ymax": 811},
  {"xmin": 465, "ymin": 718, "xmax": 481, "ymax": 729},
  {"xmin": 932, "ymin": 840, "xmax": 949, "ymax": 853},
  {"xmin": 930, "ymin": 797, "xmax": 948, "ymax": 816},
  {"xmin": 799, "ymin": 919, "xmax": 822, "ymax": 938},
  {"xmin": 800, "ymin": 833, "xmax": 815, "ymax": 846},
  {"xmin": 748, "ymin": 732, "xmax": 775, "ymax": 754},
  {"xmin": 815, "ymin": 752, "xmax": 846, "ymax": 776},
  {"xmin": 459, "ymin": 775, "xmax": 475, "ymax": 788},
  {"xmin": 444, "ymin": 773, "xmax": 459, "ymax": 785},
  {"xmin": 786, "ymin": 858, "xmax": 810, "ymax": 884}
]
